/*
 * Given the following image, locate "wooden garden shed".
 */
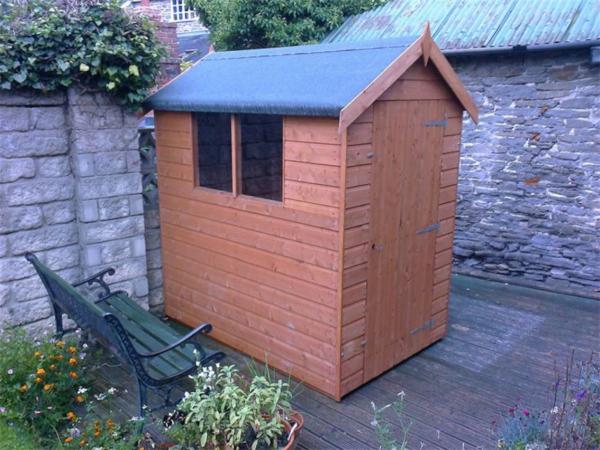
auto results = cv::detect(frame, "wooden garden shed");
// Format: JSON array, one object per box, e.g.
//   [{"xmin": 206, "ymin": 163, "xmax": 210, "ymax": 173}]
[{"xmin": 144, "ymin": 26, "xmax": 478, "ymax": 400}]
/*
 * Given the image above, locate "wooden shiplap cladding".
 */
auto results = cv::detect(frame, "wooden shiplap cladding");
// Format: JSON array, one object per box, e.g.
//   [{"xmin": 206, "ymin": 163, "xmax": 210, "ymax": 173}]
[{"xmin": 154, "ymin": 54, "xmax": 474, "ymax": 400}]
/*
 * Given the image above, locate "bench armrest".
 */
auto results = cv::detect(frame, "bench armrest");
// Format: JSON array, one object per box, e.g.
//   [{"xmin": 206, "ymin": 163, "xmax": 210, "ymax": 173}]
[
  {"xmin": 72, "ymin": 268, "xmax": 115, "ymax": 298},
  {"xmin": 137, "ymin": 323, "xmax": 213, "ymax": 359}
]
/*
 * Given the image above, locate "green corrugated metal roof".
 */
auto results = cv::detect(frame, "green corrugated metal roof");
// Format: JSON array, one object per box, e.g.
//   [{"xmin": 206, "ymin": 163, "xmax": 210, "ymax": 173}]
[
  {"xmin": 324, "ymin": 0, "xmax": 600, "ymax": 51},
  {"xmin": 144, "ymin": 38, "xmax": 416, "ymax": 116}
]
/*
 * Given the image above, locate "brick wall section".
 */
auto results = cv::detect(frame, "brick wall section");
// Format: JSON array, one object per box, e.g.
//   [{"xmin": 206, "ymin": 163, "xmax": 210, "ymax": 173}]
[
  {"xmin": 451, "ymin": 50, "xmax": 599, "ymax": 297},
  {"xmin": 0, "ymin": 88, "xmax": 149, "ymax": 332}
]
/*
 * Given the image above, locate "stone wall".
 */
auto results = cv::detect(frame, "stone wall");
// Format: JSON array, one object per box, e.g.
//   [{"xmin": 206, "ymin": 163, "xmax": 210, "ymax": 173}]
[
  {"xmin": 451, "ymin": 49, "xmax": 599, "ymax": 298},
  {"xmin": 0, "ymin": 88, "xmax": 149, "ymax": 332}
]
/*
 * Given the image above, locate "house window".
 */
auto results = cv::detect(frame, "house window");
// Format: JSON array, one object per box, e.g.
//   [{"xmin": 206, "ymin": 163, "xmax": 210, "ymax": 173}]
[
  {"xmin": 240, "ymin": 114, "xmax": 283, "ymax": 201},
  {"xmin": 196, "ymin": 112, "xmax": 232, "ymax": 192},
  {"xmin": 171, "ymin": 0, "xmax": 197, "ymax": 22},
  {"xmin": 195, "ymin": 113, "xmax": 283, "ymax": 201}
]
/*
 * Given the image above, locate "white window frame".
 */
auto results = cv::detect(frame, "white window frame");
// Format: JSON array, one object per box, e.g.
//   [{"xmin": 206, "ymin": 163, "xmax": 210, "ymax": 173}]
[{"xmin": 171, "ymin": 0, "xmax": 197, "ymax": 22}]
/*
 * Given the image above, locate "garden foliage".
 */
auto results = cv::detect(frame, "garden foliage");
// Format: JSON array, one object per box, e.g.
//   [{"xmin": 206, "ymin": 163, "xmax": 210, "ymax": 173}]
[
  {"xmin": 0, "ymin": 329, "xmax": 88, "ymax": 444},
  {"xmin": 166, "ymin": 363, "xmax": 294, "ymax": 449},
  {"xmin": 187, "ymin": 0, "xmax": 386, "ymax": 50},
  {"xmin": 495, "ymin": 352, "xmax": 600, "ymax": 449},
  {"xmin": 0, "ymin": 0, "xmax": 164, "ymax": 108}
]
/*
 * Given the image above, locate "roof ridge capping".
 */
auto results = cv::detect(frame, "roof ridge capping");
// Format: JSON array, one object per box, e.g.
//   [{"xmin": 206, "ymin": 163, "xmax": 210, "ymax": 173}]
[
  {"xmin": 338, "ymin": 22, "xmax": 479, "ymax": 132},
  {"xmin": 206, "ymin": 37, "xmax": 419, "ymax": 61}
]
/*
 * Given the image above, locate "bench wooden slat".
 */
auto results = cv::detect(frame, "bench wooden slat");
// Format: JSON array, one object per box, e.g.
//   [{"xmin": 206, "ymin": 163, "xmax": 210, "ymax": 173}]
[
  {"xmin": 98, "ymin": 302, "xmax": 193, "ymax": 376},
  {"xmin": 101, "ymin": 293, "xmax": 197, "ymax": 363}
]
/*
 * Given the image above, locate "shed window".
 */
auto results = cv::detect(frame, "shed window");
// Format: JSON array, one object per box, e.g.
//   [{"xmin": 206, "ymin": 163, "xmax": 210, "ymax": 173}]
[
  {"xmin": 240, "ymin": 114, "xmax": 283, "ymax": 201},
  {"xmin": 196, "ymin": 112, "xmax": 232, "ymax": 192}
]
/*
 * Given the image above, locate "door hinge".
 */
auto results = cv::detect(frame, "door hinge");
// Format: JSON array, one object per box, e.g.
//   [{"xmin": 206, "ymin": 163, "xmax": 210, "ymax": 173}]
[
  {"xmin": 410, "ymin": 319, "xmax": 435, "ymax": 335},
  {"xmin": 423, "ymin": 119, "xmax": 448, "ymax": 127},
  {"xmin": 416, "ymin": 222, "xmax": 440, "ymax": 235}
]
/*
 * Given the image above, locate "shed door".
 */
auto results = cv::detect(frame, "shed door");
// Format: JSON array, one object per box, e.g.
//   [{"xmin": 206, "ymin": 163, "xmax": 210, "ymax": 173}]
[{"xmin": 364, "ymin": 100, "xmax": 445, "ymax": 381}]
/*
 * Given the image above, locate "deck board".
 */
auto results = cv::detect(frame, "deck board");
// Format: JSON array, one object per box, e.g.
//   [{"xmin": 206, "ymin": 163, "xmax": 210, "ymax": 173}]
[{"xmin": 89, "ymin": 274, "xmax": 599, "ymax": 449}]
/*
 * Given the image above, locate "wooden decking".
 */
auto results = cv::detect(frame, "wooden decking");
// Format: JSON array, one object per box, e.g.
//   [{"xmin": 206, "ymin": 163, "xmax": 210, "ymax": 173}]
[{"xmin": 90, "ymin": 274, "xmax": 599, "ymax": 449}]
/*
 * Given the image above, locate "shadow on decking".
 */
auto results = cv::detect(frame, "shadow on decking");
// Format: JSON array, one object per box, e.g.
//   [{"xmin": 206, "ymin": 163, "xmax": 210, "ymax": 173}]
[{"xmin": 89, "ymin": 275, "xmax": 600, "ymax": 449}]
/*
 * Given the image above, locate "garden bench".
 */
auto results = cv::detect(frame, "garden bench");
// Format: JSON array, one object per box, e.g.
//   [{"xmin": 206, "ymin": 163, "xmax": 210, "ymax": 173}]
[{"xmin": 25, "ymin": 252, "xmax": 225, "ymax": 416}]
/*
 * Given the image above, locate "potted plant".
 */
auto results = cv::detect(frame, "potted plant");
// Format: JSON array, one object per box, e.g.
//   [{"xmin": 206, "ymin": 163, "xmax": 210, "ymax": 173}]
[{"xmin": 164, "ymin": 364, "xmax": 303, "ymax": 450}]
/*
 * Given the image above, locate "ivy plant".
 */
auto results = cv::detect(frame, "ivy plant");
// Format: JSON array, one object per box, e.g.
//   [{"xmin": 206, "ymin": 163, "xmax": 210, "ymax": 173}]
[{"xmin": 0, "ymin": 0, "xmax": 165, "ymax": 109}]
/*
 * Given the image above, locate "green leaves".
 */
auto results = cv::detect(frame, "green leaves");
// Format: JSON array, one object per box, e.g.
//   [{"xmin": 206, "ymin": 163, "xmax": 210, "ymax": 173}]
[
  {"xmin": 0, "ymin": 0, "xmax": 165, "ymax": 109},
  {"xmin": 188, "ymin": 0, "xmax": 386, "ymax": 50}
]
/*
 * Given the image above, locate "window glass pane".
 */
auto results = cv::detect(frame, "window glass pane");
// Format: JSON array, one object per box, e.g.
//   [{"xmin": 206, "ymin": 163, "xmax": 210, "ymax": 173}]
[
  {"xmin": 240, "ymin": 114, "xmax": 283, "ymax": 201},
  {"xmin": 196, "ymin": 112, "xmax": 232, "ymax": 192}
]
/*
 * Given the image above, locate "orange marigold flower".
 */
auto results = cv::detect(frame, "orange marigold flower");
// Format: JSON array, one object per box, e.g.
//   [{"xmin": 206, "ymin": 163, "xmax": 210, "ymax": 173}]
[
  {"xmin": 94, "ymin": 430, "xmax": 101, "ymax": 437},
  {"xmin": 34, "ymin": 351, "xmax": 42, "ymax": 358},
  {"xmin": 35, "ymin": 377, "xmax": 43, "ymax": 384},
  {"xmin": 19, "ymin": 384, "xmax": 28, "ymax": 393},
  {"xmin": 69, "ymin": 371, "xmax": 78, "ymax": 379},
  {"xmin": 56, "ymin": 340, "xmax": 65, "ymax": 348},
  {"xmin": 64, "ymin": 436, "xmax": 73, "ymax": 443},
  {"xmin": 68, "ymin": 346, "xmax": 77, "ymax": 354},
  {"xmin": 76, "ymin": 395, "xmax": 85, "ymax": 403},
  {"xmin": 79, "ymin": 439, "xmax": 87, "ymax": 447},
  {"xmin": 43, "ymin": 384, "xmax": 54, "ymax": 392},
  {"xmin": 55, "ymin": 354, "xmax": 64, "ymax": 361},
  {"xmin": 36, "ymin": 368, "xmax": 46, "ymax": 376},
  {"xmin": 68, "ymin": 358, "xmax": 77, "ymax": 366},
  {"xmin": 106, "ymin": 418, "xmax": 114, "ymax": 429},
  {"xmin": 49, "ymin": 364, "xmax": 57, "ymax": 370},
  {"xmin": 66, "ymin": 411, "xmax": 77, "ymax": 421}
]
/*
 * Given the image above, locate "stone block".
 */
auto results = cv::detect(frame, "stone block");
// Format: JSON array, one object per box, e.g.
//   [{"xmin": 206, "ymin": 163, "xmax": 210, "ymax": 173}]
[
  {"xmin": 0, "ymin": 205, "xmax": 43, "ymax": 233},
  {"xmin": 8, "ymin": 275, "xmax": 47, "ymax": 303},
  {"xmin": 144, "ymin": 228, "xmax": 161, "ymax": 250},
  {"xmin": 78, "ymin": 200, "xmax": 99, "ymax": 222},
  {"xmin": 126, "ymin": 151, "xmax": 141, "ymax": 172},
  {"xmin": 9, "ymin": 223, "xmax": 78, "ymax": 254},
  {"xmin": 42, "ymin": 200, "xmax": 76, "ymax": 225},
  {"xmin": 131, "ymin": 235, "xmax": 146, "ymax": 257},
  {"xmin": 0, "ymin": 236, "xmax": 7, "ymax": 257},
  {"xmin": 0, "ymin": 107, "xmax": 29, "ymax": 131},
  {"xmin": 84, "ymin": 246, "xmax": 102, "ymax": 267},
  {"xmin": 133, "ymin": 276, "xmax": 149, "ymax": 297},
  {"xmin": 71, "ymin": 128, "xmax": 138, "ymax": 153},
  {"xmin": 70, "ymin": 105, "xmax": 123, "ymax": 129},
  {"xmin": 99, "ymin": 239, "xmax": 132, "ymax": 263},
  {"xmin": 30, "ymin": 107, "xmax": 66, "ymax": 130},
  {"xmin": 74, "ymin": 154, "xmax": 95, "ymax": 177},
  {"xmin": 147, "ymin": 268, "xmax": 163, "ymax": 289},
  {"xmin": 82, "ymin": 216, "xmax": 145, "ymax": 244},
  {"xmin": 6, "ymin": 297, "xmax": 53, "ymax": 325},
  {"xmin": 149, "ymin": 288, "xmax": 164, "ymax": 308},
  {"xmin": 0, "ymin": 129, "xmax": 68, "ymax": 158},
  {"xmin": 146, "ymin": 248, "xmax": 162, "ymax": 270},
  {"xmin": 0, "ymin": 256, "xmax": 37, "ymax": 282},
  {"xmin": 94, "ymin": 152, "xmax": 127, "ymax": 175},
  {"xmin": 0, "ymin": 284, "xmax": 9, "ymax": 306},
  {"xmin": 36, "ymin": 156, "xmax": 71, "ymax": 177},
  {"xmin": 43, "ymin": 245, "xmax": 79, "ymax": 271},
  {"xmin": 0, "ymin": 90, "xmax": 65, "ymax": 106},
  {"xmin": 98, "ymin": 196, "xmax": 130, "ymax": 220},
  {"xmin": 67, "ymin": 87, "xmax": 114, "ymax": 107},
  {"xmin": 6, "ymin": 176, "xmax": 73, "ymax": 206},
  {"xmin": 79, "ymin": 173, "xmax": 142, "ymax": 200},
  {"xmin": 0, "ymin": 158, "xmax": 35, "ymax": 183},
  {"xmin": 129, "ymin": 195, "xmax": 144, "ymax": 216}
]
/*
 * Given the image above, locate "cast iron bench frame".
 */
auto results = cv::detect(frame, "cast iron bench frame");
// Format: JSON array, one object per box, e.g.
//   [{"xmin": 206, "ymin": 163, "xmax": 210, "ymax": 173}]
[{"xmin": 25, "ymin": 252, "xmax": 225, "ymax": 416}]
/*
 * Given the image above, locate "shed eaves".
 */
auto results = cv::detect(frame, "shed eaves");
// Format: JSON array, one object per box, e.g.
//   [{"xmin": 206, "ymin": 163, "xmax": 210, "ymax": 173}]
[{"xmin": 144, "ymin": 37, "xmax": 417, "ymax": 116}]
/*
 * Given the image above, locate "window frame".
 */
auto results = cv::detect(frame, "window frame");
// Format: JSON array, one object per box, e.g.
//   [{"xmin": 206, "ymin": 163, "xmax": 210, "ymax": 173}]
[
  {"xmin": 171, "ymin": 0, "xmax": 197, "ymax": 22},
  {"xmin": 193, "ymin": 113, "xmax": 284, "ymax": 205}
]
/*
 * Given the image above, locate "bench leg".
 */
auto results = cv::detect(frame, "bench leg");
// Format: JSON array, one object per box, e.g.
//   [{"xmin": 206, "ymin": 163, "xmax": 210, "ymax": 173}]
[
  {"xmin": 137, "ymin": 379, "xmax": 148, "ymax": 418},
  {"xmin": 52, "ymin": 304, "xmax": 64, "ymax": 337}
]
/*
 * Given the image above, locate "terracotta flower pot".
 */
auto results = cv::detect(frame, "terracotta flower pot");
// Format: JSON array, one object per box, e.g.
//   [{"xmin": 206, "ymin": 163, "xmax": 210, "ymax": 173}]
[{"xmin": 281, "ymin": 410, "xmax": 304, "ymax": 450}]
